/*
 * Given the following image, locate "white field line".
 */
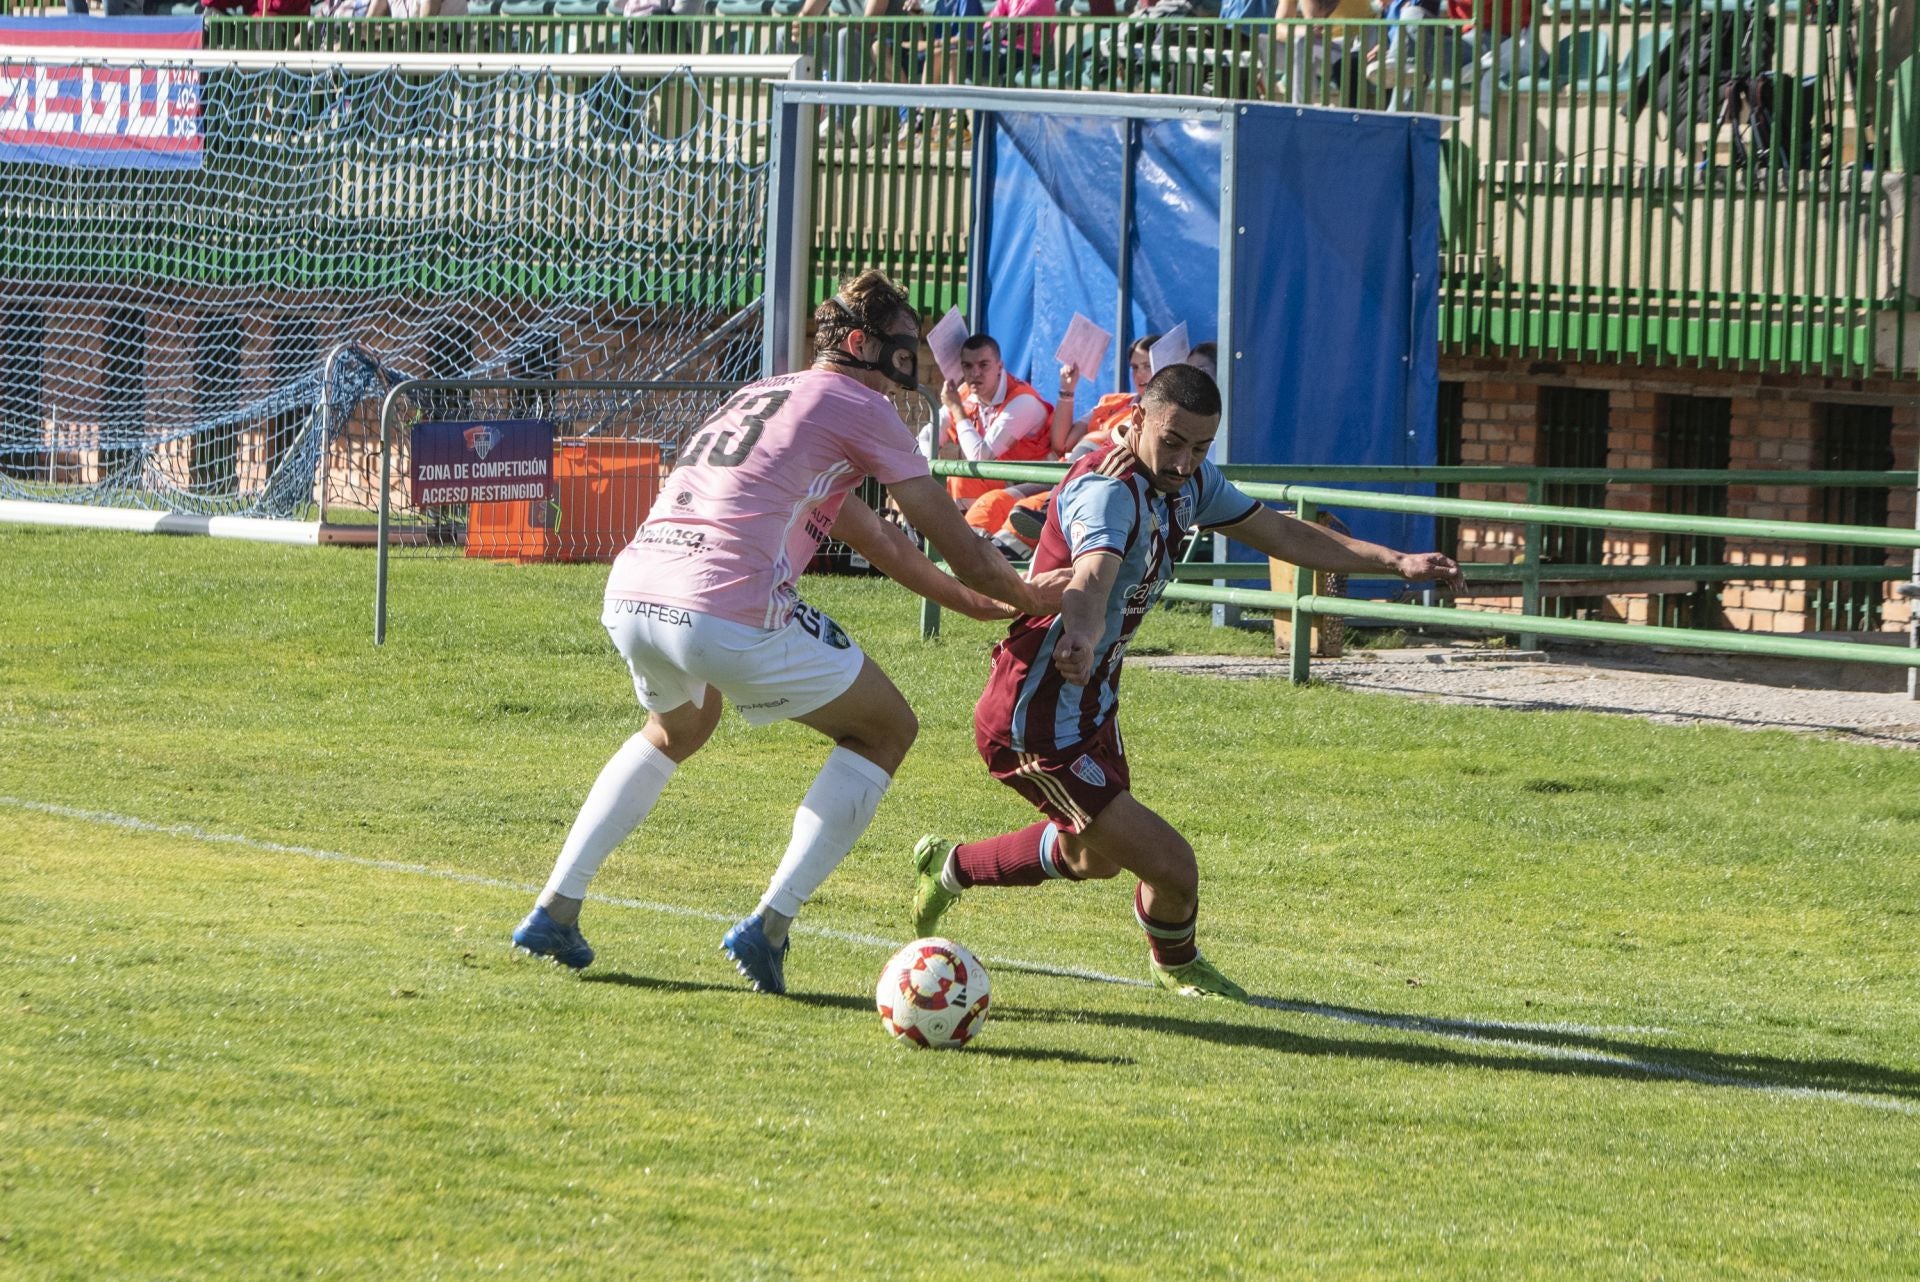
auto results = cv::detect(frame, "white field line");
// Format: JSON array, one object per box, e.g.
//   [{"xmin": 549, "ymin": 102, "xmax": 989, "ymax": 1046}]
[{"xmin": 5, "ymin": 795, "xmax": 1914, "ymax": 1116}]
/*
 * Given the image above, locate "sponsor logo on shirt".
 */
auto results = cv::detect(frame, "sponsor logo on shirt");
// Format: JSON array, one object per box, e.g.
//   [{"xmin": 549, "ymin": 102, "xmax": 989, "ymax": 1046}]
[
  {"xmin": 638, "ymin": 527, "xmax": 708, "ymax": 552},
  {"xmin": 1070, "ymin": 754, "xmax": 1107, "ymax": 788},
  {"xmin": 608, "ymin": 600, "xmax": 695, "ymax": 626},
  {"xmin": 737, "ymin": 696, "xmax": 791, "ymax": 711}
]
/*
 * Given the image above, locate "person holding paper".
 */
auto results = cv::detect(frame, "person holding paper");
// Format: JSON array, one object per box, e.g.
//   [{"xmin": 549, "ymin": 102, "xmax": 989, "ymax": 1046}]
[
  {"xmin": 1052, "ymin": 331, "xmax": 1162, "ymax": 457},
  {"xmin": 966, "ymin": 332, "xmax": 1185, "ymax": 557},
  {"xmin": 938, "ymin": 333, "xmax": 1054, "ymax": 507}
]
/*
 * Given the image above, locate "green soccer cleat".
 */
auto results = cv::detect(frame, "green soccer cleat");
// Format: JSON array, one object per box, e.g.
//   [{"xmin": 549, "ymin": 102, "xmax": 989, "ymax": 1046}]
[
  {"xmin": 911, "ymin": 835, "xmax": 961, "ymax": 937},
  {"xmin": 1151, "ymin": 954, "xmax": 1250, "ymax": 1002}
]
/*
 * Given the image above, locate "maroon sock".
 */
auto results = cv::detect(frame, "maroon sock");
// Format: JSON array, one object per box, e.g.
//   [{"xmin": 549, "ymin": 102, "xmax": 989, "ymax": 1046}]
[
  {"xmin": 952, "ymin": 822, "xmax": 1077, "ymax": 888},
  {"xmin": 1134, "ymin": 882, "xmax": 1198, "ymax": 966}
]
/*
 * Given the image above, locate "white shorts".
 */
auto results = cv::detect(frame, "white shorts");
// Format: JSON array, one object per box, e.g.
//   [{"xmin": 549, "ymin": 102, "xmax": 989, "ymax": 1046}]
[{"xmin": 602, "ymin": 598, "xmax": 866, "ymax": 727}]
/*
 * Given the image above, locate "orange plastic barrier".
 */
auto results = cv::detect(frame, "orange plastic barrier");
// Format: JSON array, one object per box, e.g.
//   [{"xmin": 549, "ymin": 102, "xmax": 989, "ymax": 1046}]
[{"xmin": 466, "ymin": 438, "xmax": 661, "ymax": 564}]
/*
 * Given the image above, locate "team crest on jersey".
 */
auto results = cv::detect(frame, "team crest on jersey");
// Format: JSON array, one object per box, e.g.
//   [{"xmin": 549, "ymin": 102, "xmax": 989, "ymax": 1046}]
[
  {"xmin": 1069, "ymin": 519, "xmax": 1088, "ymax": 549},
  {"xmin": 463, "ymin": 424, "xmax": 499, "ymax": 460},
  {"xmin": 1070, "ymin": 754, "xmax": 1107, "ymax": 788},
  {"xmin": 1172, "ymin": 493, "xmax": 1194, "ymax": 527}
]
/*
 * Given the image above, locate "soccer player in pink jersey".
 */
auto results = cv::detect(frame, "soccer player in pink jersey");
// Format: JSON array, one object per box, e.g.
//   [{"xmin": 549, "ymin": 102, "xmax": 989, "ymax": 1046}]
[
  {"xmin": 911, "ymin": 364, "xmax": 1463, "ymax": 1000},
  {"xmin": 513, "ymin": 271, "xmax": 1062, "ymax": 994}
]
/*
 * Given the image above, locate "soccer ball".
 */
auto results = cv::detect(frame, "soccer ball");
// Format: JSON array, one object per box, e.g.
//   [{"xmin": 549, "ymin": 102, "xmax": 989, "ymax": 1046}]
[{"xmin": 875, "ymin": 937, "xmax": 991, "ymax": 1050}]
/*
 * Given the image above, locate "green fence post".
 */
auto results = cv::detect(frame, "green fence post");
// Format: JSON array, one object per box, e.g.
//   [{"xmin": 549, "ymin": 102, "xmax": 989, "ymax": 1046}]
[
  {"xmin": 1289, "ymin": 497, "xmax": 1317, "ymax": 684},
  {"xmin": 1520, "ymin": 479, "xmax": 1542, "ymax": 652},
  {"xmin": 921, "ymin": 546, "xmax": 943, "ymax": 640}
]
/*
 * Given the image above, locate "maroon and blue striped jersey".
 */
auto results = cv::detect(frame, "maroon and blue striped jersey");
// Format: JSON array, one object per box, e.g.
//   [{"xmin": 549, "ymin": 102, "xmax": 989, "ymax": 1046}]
[{"xmin": 974, "ymin": 444, "xmax": 1260, "ymax": 754}]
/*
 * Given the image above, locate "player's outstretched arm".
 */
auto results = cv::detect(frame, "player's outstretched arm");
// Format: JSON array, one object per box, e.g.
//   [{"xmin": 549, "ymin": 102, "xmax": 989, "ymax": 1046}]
[
  {"xmin": 830, "ymin": 497, "xmax": 1015, "ymax": 622},
  {"xmin": 1054, "ymin": 552, "xmax": 1122, "ymax": 686},
  {"xmin": 885, "ymin": 475, "xmax": 1064, "ymax": 616},
  {"xmin": 1217, "ymin": 506, "xmax": 1464, "ymax": 591}
]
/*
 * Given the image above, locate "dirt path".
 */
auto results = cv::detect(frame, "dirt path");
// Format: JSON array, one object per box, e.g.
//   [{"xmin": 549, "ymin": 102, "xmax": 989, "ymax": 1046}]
[{"xmin": 1136, "ymin": 643, "xmax": 1920, "ymax": 750}]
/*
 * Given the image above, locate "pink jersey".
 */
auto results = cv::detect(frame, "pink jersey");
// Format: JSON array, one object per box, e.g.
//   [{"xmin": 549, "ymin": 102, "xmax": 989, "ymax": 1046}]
[{"xmin": 606, "ymin": 369, "xmax": 929, "ymax": 629}]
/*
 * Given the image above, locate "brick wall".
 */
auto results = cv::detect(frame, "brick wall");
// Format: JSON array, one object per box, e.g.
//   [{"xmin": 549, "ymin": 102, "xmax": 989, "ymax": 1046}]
[
  {"xmin": 1441, "ymin": 358, "xmax": 1920, "ymax": 635},
  {"xmin": 1603, "ymin": 390, "xmax": 1659, "ymax": 625}
]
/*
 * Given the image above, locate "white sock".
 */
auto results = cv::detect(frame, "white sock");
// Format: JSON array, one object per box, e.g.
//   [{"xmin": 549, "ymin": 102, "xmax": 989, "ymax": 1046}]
[
  {"xmin": 543, "ymin": 733, "xmax": 677, "ymax": 900},
  {"xmin": 938, "ymin": 853, "xmax": 964, "ymax": 896},
  {"xmin": 756, "ymin": 747, "xmax": 894, "ymax": 920}
]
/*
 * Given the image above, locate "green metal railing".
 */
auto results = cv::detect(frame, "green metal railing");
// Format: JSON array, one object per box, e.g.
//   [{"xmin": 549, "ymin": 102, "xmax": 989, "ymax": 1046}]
[
  {"xmin": 921, "ymin": 457, "xmax": 1920, "ymax": 680},
  {"xmin": 5, "ymin": 6, "xmax": 1913, "ymax": 375}
]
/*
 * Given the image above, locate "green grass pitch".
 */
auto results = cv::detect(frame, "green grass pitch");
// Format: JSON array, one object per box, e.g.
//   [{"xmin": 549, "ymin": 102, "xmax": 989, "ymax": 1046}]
[{"xmin": 2, "ymin": 526, "xmax": 1918, "ymax": 1279}]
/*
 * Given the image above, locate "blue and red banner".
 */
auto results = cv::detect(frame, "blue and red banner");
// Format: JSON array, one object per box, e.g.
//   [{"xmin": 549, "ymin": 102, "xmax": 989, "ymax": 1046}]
[
  {"xmin": 0, "ymin": 17, "xmax": 205, "ymax": 170},
  {"xmin": 411, "ymin": 421, "xmax": 557, "ymax": 508}
]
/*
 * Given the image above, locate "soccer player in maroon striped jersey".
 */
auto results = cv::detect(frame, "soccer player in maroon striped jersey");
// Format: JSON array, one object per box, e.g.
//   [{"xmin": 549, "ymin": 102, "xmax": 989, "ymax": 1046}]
[{"xmin": 912, "ymin": 363, "xmax": 1463, "ymax": 1000}]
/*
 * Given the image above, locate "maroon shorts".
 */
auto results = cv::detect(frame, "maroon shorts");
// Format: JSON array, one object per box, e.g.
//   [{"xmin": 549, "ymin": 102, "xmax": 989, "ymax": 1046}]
[{"xmin": 975, "ymin": 717, "xmax": 1130, "ymax": 834}]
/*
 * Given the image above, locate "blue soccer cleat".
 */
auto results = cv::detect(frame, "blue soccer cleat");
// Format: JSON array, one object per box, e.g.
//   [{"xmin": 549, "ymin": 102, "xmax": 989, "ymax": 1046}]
[
  {"xmin": 721, "ymin": 914, "xmax": 790, "ymax": 995},
  {"xmin": 512, "ymin": 905, "xmax": 594, "ymax": 970}
]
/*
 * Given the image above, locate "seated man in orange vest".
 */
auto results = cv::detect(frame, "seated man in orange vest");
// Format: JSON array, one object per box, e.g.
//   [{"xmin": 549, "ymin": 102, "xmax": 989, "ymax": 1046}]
[
  {"xmin": 973, "ymin": 339, "xmax": 1221, "ymax": 556},
  {"xmin": 964, "ymin": 332, "xmax": 1161, "ymax": 554},
  {"xmin": 938, "ymin": 334, "xmax": 1054, "ymax": 509}
]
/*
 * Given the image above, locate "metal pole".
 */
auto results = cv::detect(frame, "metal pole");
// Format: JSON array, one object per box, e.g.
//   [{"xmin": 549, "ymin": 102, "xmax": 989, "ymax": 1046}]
[
  {"xmin": 374, "ymin": 386, "xmax": 400, "ymax": 647},
  {"xmin": 1214, "ymin": 107, "xmax": 1242, "ymax": 633},
  {"xmin": 1910, "ymin": 467, "xmax": 1918, "ymax": 699},
  {"xmin": 1520, "ymin": 478, "xmax": 1543, "ymax": 652},
  {"xmin": 1289, "ymin": 498, "xmax": 1317, "ymax": 684},
  {"xmin": 1114, "ymin": 117, "xmax": 1138, "ymax": 390}
]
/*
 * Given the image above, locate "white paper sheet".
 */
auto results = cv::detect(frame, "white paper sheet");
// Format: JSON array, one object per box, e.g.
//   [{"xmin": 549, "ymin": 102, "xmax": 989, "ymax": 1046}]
[
  {"xmin": 926, "ymin": 307, "xmax": 970, "ymax": 386},
  {"xmin": 1148, "ymin": 322, "xmax": 1190, "ymax": 375},
  {"xmin": 1052, "ymin": 313, "xmax": 1114, "ymax": 389}
]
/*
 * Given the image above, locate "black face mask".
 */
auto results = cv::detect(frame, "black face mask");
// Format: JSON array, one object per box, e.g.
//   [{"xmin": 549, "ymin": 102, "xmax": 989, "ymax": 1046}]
[{"xmin": 823, "ymin": 298, "xmax": 920, "ymax": 389}]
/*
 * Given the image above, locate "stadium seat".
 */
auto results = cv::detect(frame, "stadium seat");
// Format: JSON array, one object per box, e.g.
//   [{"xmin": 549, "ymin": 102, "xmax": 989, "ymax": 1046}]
[
  {"xmin": 554, "ymin": 0, "xmax": 609, "ymax": 13},
  {"xmin": 1542, "ymin": 0, "xmax": 1676, "ymax": 12},
  {"xmin": 499, "ymin": 0, "xmax": 556, "ymax": 14},
  {"xmin": 1609, "ymin": 27, "xmax": 1672, "ymax": 90},
  {"xmin": 1513, "ymin": 29, "xmax": 1611, "ymax": 91},
  {"xmin": 714, "ymin": 0, "xmax": 774, "ymax": 11}
]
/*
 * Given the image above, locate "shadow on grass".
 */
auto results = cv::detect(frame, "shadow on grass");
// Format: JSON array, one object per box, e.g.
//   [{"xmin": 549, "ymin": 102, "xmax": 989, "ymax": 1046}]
[
  {"xmin": 966, "ymin": 1045, "xmax": 1135, "ymax": 1066},
  {"xmin": 1003, "ymin": 997, "xmax": 1920, "ymax": 1105},
  {"xmin": 586, "ymin": 973, "xmax": 1133, "ymax": 1063},
  {"xmin": 583, "ymin": 971, "xmax": 871, "ymax": 1014}
]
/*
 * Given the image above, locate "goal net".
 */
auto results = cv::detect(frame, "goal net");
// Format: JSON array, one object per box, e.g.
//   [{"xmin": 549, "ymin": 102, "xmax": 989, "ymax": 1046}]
[{"xmin": 0, "ymin": 49, "xmax": 803, "ymax": 526}]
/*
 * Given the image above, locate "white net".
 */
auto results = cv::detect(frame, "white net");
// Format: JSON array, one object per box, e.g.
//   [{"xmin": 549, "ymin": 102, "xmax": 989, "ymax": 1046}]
[{"xmin": 0, "ymin": 52, "xmax": 791, "ymax": 520}]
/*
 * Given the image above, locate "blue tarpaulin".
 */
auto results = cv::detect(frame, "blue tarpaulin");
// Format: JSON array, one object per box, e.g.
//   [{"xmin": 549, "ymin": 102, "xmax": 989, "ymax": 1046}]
[{"xmin": 976, "ymin": 103, "xmax": 1440, "ymax": 557}]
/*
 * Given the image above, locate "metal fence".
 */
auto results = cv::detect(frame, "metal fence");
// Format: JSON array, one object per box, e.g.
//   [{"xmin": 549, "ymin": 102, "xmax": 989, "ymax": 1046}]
[
  {"xmin": 923, "ymin": 456, "xmax": 1920, "ymax": 690},
  {"xmin": 369, "ymin": 374, "xmax": 937, "ymax": 640},
  {"xmin": 10, "ymin": 6, "xmax": 1901, "ymax": 376}
]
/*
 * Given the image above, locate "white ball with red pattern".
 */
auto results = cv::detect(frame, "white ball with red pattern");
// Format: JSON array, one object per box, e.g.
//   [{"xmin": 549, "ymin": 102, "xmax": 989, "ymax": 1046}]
[{"xmin": 875, "ymin": 937, "xmax": 992, "ymax": 1049}]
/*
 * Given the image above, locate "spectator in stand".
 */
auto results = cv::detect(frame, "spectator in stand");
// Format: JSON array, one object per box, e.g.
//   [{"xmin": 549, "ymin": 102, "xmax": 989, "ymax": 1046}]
[
  {"xmin": 938, "ymin": 333, "xmax": 1054, "ymax": 509},
  {"xmin": 983, "ymin": 0, "xmax": 1058, "ymax": 81},
  {"xmin": 797, "ymin": 0, "xmax": 912, "ymax": 144},
  {"xmin": 1275, "ymin": 0, "xmax": 1366, "ymax": 106},
  {"xmin": 201, "ymin": 0, "xmax": 312, "ymax": 15},
  {"xmin": 364, "ymin": 0, "xmax": 470, "ymax": 15},
  {"xmin": 1384, "ymin": 0, "xmax": 1535, "ymax": 114}
]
